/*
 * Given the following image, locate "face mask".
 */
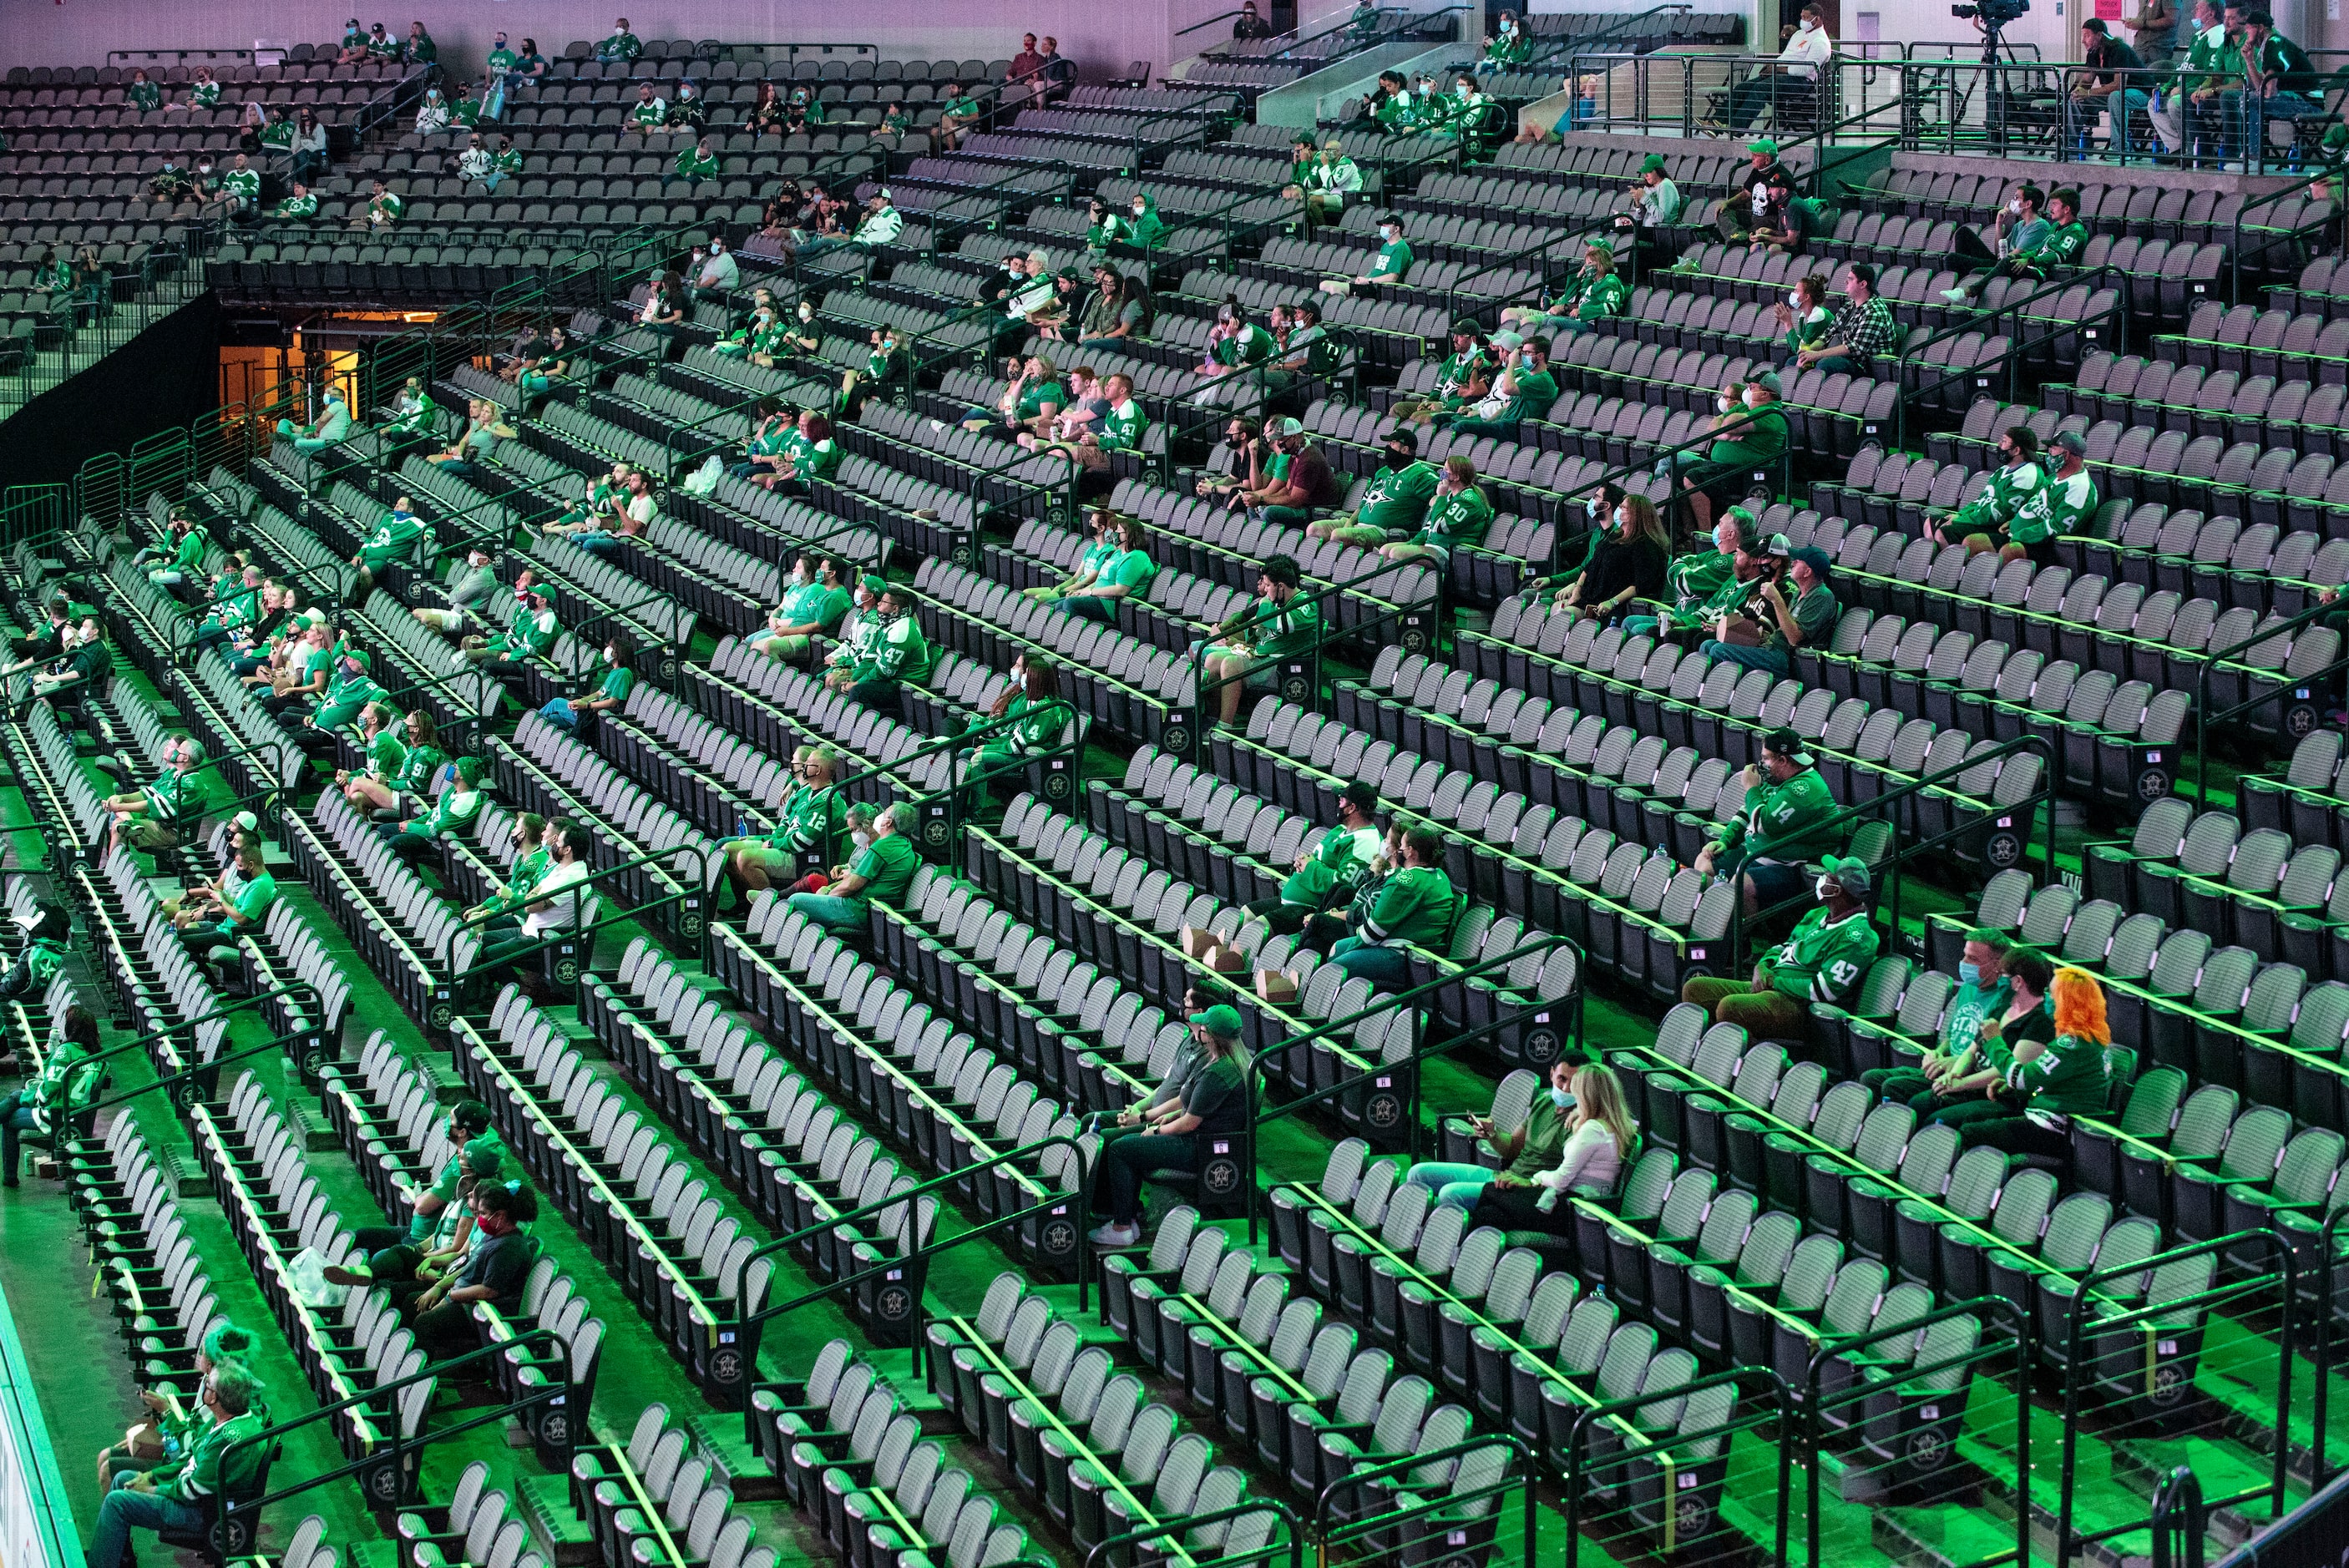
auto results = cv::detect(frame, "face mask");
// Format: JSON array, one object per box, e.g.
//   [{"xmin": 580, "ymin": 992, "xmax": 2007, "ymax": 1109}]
[
  {"xmin": 1132, "ymin": 206, "xmax": 1147, "ymax": 219},
  {"xmin": 1585, "ymin": 497, "xmax": 1605, "ymax": 517},
  {"xmin": 1958, "ymin": 961, "xmax": 1983, "ymax": 985},
  {"xmin": 1815, "ymin": 877, "xmax": 1837, "ymax": 900},
  {"xmin": 604, "ymin": 648, "xmax": 617, "ymax": 664},
  {"xmin": 1380, "ymin": 226, "xmax": 1398, "ymax": 241},
  {"xmin": 1800, "ymin": 17, "xmax": 1815, "ymax": 28},
  {"xmin": 2008, "ymin": 198, "xmax": 2023, "ymax": 215},
  {"xmin": 1712, "ymin": 524, "xmax": 1730, "ymax": 549},
  {"xmin": 852, "ymin": 829, "xmax": 873, "ymax": 849},
  {"xmin": 1549, "ymin": 1085, "xmax": 1573, "ymax": 1108},
  {"xmin": 1387, "ymin": 447, "xmax": 1410, "ymax": 464},
  {"xmin": 1744, "ymin": 390, "xmax": 1768, "ymax": 408},
  {"xmin": 1456, "ymin": 83, "xmax": 1471, "ymax": 96},
  {"xmin": 1614, "ymin": 508, "xmax": 1630, "ymax": 528},
  {"xmin": 1718, "ymin": 395, "xmax": 1735, "ymax": 413},
  {"xmin": 799, "ymin": 306, "xmax": 813, "ymax": 321},
  {"xmin": 1788, "ymin": 290, "xmax": 1805, "ymax": 307}
]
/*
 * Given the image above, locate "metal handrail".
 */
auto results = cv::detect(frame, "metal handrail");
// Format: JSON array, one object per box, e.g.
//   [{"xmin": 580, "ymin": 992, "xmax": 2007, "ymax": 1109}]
[
  {"xmin": 1719, "ymin": 730, "xmax": 2057, "ymax": 972},
  {"xmin": 67, "ymin": 1021, "xmax": 328, "ymax": 1127},
  {"xmin": 1243, "ymin": 935, "xmax": 1574, "ymax": 1239},
  {"xmin": 2191, "ymin": 594, "xmax": 2346, "ymax": 805}
]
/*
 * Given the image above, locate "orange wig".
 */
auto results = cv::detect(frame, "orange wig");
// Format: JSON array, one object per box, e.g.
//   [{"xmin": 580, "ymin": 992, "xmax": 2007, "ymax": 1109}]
[{"xmin": 2051, "ymin": 967, "xmax": 2110, "ymax": 1045}]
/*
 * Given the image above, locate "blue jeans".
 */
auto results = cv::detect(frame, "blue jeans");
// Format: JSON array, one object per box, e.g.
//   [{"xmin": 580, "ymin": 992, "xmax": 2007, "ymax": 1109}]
[
  {"xmin": 1699, "ymin": 639, "xmax": 1790, "ymax": 675},
  {"xmin": 788, "ymin": 892, "xmax": 870, "ymax": 938},
  {"xmin": 1621, "ymin": 615, "xmax": 1661, "ymax": 638},
  {"xmin": 538, "ymin": 698, "xmax": 578, "ymax": 730},
  {"xmin": 1327, "ymin": 937, "xmax": 1410, "ymax": 989},
  {"xmin": 89, "ymin": 1469, "xmax": 205, "ymax": 1568},
  {"xmin": 1406, "ymin": 1161, "xmax": 1496, "ymax": 1210}
]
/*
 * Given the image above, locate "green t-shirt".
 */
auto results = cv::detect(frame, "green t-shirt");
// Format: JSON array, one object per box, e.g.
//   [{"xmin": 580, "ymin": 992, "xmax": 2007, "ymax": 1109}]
[
  {"xmin": 1372, "ymin": 238, "xmax": 1414, "ymax": 281},
  {"xmin": 1941, "ymin": 978, "xmax": 2010, "ymax": 1063},
  {"xmin": 1015, "ymin": 380, "xmax": 1066, "ymax": 418},
  {"xmin": 1504, "ymin": 1096, "xmax": 1568, "ymax": 1180},
  {"xmin": 393, "ymin": 744, "xmax": 446, "ymax": 794},
  {"xmin": 487, "ymin": 46, "xmax": 517, "ymax": 73},
  {"xmin": 848, "ymin": 833, "xmax": 923, "ymax": 910},
  {"xmin": 1357, "ymin": 460, "xmax": 1442, "ymax": 533},
  {"xmin": 1500, "ymin": 367, "xmax": 1557, "ymax": 422},
  {"xmin": 1767, "ymin": 584, "xmax": 1837, "ymax": 656},
  {"xmin": 224, "ymin": 871, "xmax": 278, "ymax": 927},
  {"xmin": 1101, "ymin": 548, "xmax": 1157, "ymax": 596}
]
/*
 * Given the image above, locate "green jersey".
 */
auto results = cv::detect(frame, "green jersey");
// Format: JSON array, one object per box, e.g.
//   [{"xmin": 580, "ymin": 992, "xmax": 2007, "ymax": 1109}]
[
  {"xmin": 156, "ymin": 1412, "xmax": 267, "ymax": 1508},
  {"xmin": 1359, "ymin": 864, "xmax": 1461, "ymax": 949},
  {"xmin": 1951, "ymin": 459, "xmax": 2045, "ymax": 539},
  {"xmin": 1356, "ymin": 460, "xmax": 1442, "ymax": 534},
  {"xmin": 1668, "ymin": 549, "xmax": 1735, "ymax": 612},
  {"xmin": 1715, "ymin": 764, "xmax": 1839, "ymax": 865},
  {"xmin": 1414, "ymin": 486, "xmax": 1492, "ymax": 555},
  {"xmin": 1212, "ymin": 324, "xmax": 1277, "ymax": 368},
  {"xmin": 771, "ymin": 785, "xmax": 844, "ymax": 853},
  {"xmin": 2006, "ymin": 466, "xmax": 2097, "ymax": 547},
  {"xmin": 1279, "ymin": 823, "xmax": 1383, "ymax": 908},
  {"xmin": 2007, "ymin": 1033, "xmax": 2118, "ymax": 1118},
  {"xmin": 634, "ymin": 97, "xmax": 669, "ymax": 128},
  {"xmin": 2025, "ymin": 220, "xmax": 2089, "ymax": 273},
  {"xmin": 1764, "ymin": 906, "xmax": 1881, "ymax": 1005},
  {"xmin": 414, "ymin": 786, "xmax": 482, "ymax": 837},
  {"xmin": 392, "ymin": 744, "xmax": 446, "ymax": 795},
  {"xmin": 1243, "ymin": 593, "xmax": 1321, "ymax": 658},
  {"xmin": 363, "ymin": 729, "xmax": 408, "ymax": 780},
  {"xmin": 1569, "ymin": 274, "xmax": 1627, "ymax": 321},
  {"xmin": 497, "ymin": 845, "xmax": 551, "ymax": 911},
  {"xmin": 857, "ymin": 614, "xmax": 933, "ymax": 685},
  {"xmin": 1098, "ymin": 399, "xmax": 1147, "ymax": 451},
  {"xmin": 676, "ymin": 146, "xmax": 719, "ymax": 181},
  {"xmin": 315, "ymin": 672, "xmax": 385, "ymax": 731}
]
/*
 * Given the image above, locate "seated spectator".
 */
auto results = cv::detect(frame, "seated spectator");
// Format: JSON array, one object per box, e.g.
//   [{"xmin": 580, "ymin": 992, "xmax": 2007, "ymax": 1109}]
[
  {"xmin": 1034, "ymin": 37, "xmax": 1076, "ymax": 100},
  {"xmin": 2001, "ymin": 429, "xmax": 2097, "ymax": 569},
  {"xmin": 1682, "ymin": 855, "xmax": 1880, "ymax": 1035},
  {"xmin": 1200, "ymin": 554, "xmax": 1319, "ymax": 728},
  {"xmin": 338, "ymin": 19, "xmax": 370, "ymax": 63},
  {"xmin": 1029, "ymin": 507, "xmax": 1121, "ymax": 604},
  {"xmin": 747, "ymin": 82, "xmax": 787, "ymax": 137},
  {"xmin": 1862, "ymin": 929, "xmax": 2024, "ymax": 1110},
  {"xmin": 1556, "ymin": 492, "xmax": 1669, "ymax": 621},
  {"xmin": 1245, "ymin": 779, "xmax": 1383, "ymax": 935},
  {"xmin": 1479, "ymin": 11, "xmax": 1530, "ymax": 73},
  {"xmin": 967, "ymin": 354, "xmax": 1067, "ymax": 440},
  {"xmin": 2070, "ymin": 21, "xmax": 2149, "ymax": 150},
  {"xmin": 1797, "ymin": 262, "xmax": 1897, "ymax": 372},
  {"xmin": 1694, "ymin": 726, "xmax": 1842, "ymax": 917},
  {"xmin": 1384, "ymin": 456, "xmax": 1494, "ymax": 566},
  {"xmin": 1055, "ymin": 515, "xmax": 1154, "ymax": 620},
  {"xmin": 1250, "ymin": 421, "xmax": 1343, "ymax": 526},
  {"xmin": 1673, "ymin": 371, "xmax": 1789, "ymax": 534},
  {"xmin": 960, "ymin": 656, "xmax": 1068, "ymax": 804},
  {"xmin": 276, "ymin": 387, "xmax": 353, "ymax": 452},
  {"xmin": 298, "ymin": 647, "xmax": 387, "ymax": 757},
  {"xmin": 1268, "ymin": 299, "xmax": 1339, "ymax": 386},
  {"xmin": 363, "ymin": 23, "xmax": 398, "ymax": 59},
  {"xmin": 1325, "ymin": 826, "xmax": 1461, "ymax": 989},
  {"xmin": 1941, "ymin": 180, "xmax": 2050, "ymax": 301},
  {"xmin": 1088, "ymin": 1003, "xmax": 1249, "ymax": 1247},
  {"xmin": 1367, "ymin": 70, "xmax": 1416, "ymax": 131},
  {"xmin": 415, "ymin": 86, "xmax": 452, "ymax": 134},
  {"xmin": 639, "ymin": 271, "xmax": 687, "ymax": 333},
  {"xmin": 1514, "ymin": 241, "xmax": 1625, "ymax": 337},
  {"xmin": 1468, "ymin": 1064, "xmax": 1639, "ymax": 1229},
  {"xmin": 596, "ymin": 18, "xmax": 645, "ymax": 63},
  {"xmin": 1199, "ymin": 300, "xmax": 1278, "ymax": 378},
  {"xmin": 1390, "ymin": 322, "xmax": 1494, "ymax": 425},
  {"xmin": 724, "ymin": 749, "xmax": 846, "ymax": 906},
  {"xmin": 1008, "ymin": 33, "xmax": 1045, "ymax": 83},
  {"xmin": 798, "ymin": 189, "xmax": 904, "ymax": 261},
  {"xmin": 402, "ymin": 20, "xmax": 438, "ymax": 67},
  {"xmin": 478, "ymin": 818, "xmax": 590, "ymax": 968},
  {"xmin": 93, "ymin": 1308, "xmax": 249, "ymax": 1486},
  {"xmin": 327, "ymin": 1140, "xmax": 504, "ymax": 1303},
  {"xmin": 102, "ymin": 735, "xmax": 205, "ymax": 857},
  {"xmin": 1914, "ymin": 949, "xmax": 2060, "ymax": 1119},
  {"xmin": 408, "ymin": 1181, "xmax": 542, "ymax": 1365},
  {"xmin": 1773, "ymin": 273, "xmax": 1835, "ymax": 367},
  {"xmin": 668, "ymin": 137, "xmax": 721, "ymax": 189},
  {"xmin": 349, "ymin": 493, "xmax": 432, "ymax": 600},
  {"xmin": 468, "ymin": 581, "xmax": 559, "ymax": 676},
  {"xmin": 179, "ymin": 840, "xmax": 276, "ymax": 971},
  {"xmin": 873, "ymin": 101, "xmax": 913, "ymax": 141},
  {"xmin": 127, "ymin": 69, "xmax": 162, "ymax": 114},
  {"xmin": 347, "ymin": 706, "xmax": 444, "ymax": 821},
  {"xmin": 145, "ymin": 513, "xmax": 206, "ymax": 589},
  {"xmin": 0, "ymin": 1003, "xmax": 99, "ymax": 1184},
  {"xmin": 1409, "ymin": 1051, "xmax": 1578, "ymax": 1211},
  {"xmin": 1315, "ymin": 424, "xmax": 1437, "ymax": 549},
  {"xmin": 1437, "ymin": 333, "xmax": 1556, "ymax": 439},
  {"xmin": 1617, "ymin": 156, "xmax": 1684, "ymax": 268},
  {"xmin": 1234, "ymin": 0, "xmax": 1277, "ymax": 37},
  {"xmin": 288, "ymin": 108, "xmax": 329, "ymax": 185},
  {"xmin": 1946, "ymin": 185, "xmax": 2089, "ymax": 306},
  {"xmin": 256, "ymin": 109, "xmax": 294, "ymax": 158},
  {"xmin": 838, "ymin": 587, "xmax": 932, "ymax": 714},
  {"xmin": 271, "ymin": 182, "xmax": 320, "ymax": 220},
  {"xmin": 1332, "ymin": 212, "xmax": 1412, "ymax": 291},
  {"xmin": 670, "ymin": 78, "xmax": 708, "ymax": 133},
  {"xmin": 538, "ymin": 632, "xmax": 635, "ymax": 733},
  {"xmin": 820, "ymin": 577, "xmax": 883, "ymax": 685},
  {"xmin": 1729, "ymin": 4, "xmax": 1833, "ymax": 130},
  {"xmin": 512, "ymin": 37, "xmax": 549, "ymax": 92},
  {"xmin": 934, "ymin": 84, "xmax": 981, "ymax": 149},
  {"xmin": 1214, "ymin": 416, "xmax": 1302, "ymax": 515},
  {"xmin": 1298, "ymin": 139, "xmax": 1362, "ymax": 227},
  {"xmin": 1936, "ymin": 966, "xmax": 2119, "ymax": 1157},
  {"xmin": 565, "ymin": 467, "xmax": 656, "ymax": 554},
  {"xmin": 691, "ymin": 235, "xmax": 738, "ymax": 297},
  {"xmin": 1699, "ymin": 537, "xmax": 1833, "ymax": 675},
  {"xmin": 1929, "ymin": 424, "xmax": 2044, "ymax": 553},
  {"xmin": 357, "ymin": 180, "xmax": 404, "ymax": 229},
  {"xmin": 787, "ymin": 802, "xmax": 921, "ymax": 937},
  {"xmin": 413, "ymin": 548, "xmax": 499, "ymax": 640},
  {"xmin": 86, "ymin": 1365, "xmax": 267, "ymax": 1568}
]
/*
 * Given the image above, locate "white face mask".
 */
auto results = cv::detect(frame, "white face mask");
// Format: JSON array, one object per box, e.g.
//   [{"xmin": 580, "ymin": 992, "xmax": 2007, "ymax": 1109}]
[
  {"xmin": 1718, "ymin": 395, "xmax": 1735, "ymax": 412},
  {"xmin": 1744, "ymin": 389, "xmax": 1768, "ymax": 408},
  {"xmin": 1816, "ymin": 877, "xmax": 1837, "ymax": 899},
  {"xmin": 1800, "ymin": 17, "xmax": 1815, "ymax": 28},
  {"xmin": 2009, "ymin": 198, "xmax": 2024, "ymax": 215},
  {"xmin": 1788, "ymin": 290, "xmax": 1805, "ymax": 307},
  {"xmin": 798, "ymin": 306, "xmax": 813, "ymax": 321},
  {"xmin": 852, "ymin": 829, "xmax": 873, "ymax": 849}
]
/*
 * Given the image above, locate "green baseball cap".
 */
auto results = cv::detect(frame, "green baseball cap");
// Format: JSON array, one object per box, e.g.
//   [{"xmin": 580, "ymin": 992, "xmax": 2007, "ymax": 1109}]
[
  {"xmin": 1189, "ymin": 1004, "xmax": 1244, "ymax": 1039},
  {"xmin": 1639, "ymin": 153, "xmax": 1668, "ymax": 175},
  {"xmin": 860, "ymin": 573, "xmax": 888, "ymax": 595},
  {"xmin": 1749, "ymin": 137, "xmax": 1779, "ymax": 154}
]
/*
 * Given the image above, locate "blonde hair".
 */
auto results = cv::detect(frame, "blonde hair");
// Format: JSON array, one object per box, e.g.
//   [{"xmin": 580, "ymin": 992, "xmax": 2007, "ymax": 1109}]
[
  {"xmin": 1572, "ymin": 1064, "xmax": 1637, "ymax": 1158},
  {"xmin": 1619, "ymin": 493, "xmax": 1668, "ymax": 553}
]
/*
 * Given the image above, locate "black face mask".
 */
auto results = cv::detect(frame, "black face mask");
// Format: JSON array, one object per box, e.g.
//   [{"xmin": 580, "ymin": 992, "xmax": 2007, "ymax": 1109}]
[{"xmin": 1385, "ymin": 446, "xmax": 1410, "ymax": 467}]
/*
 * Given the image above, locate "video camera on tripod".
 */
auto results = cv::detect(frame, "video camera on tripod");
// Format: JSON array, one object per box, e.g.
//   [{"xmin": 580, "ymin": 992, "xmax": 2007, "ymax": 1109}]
[{"xmin": 1952, "ymin": 0, "xmax": 2031, "ymax": 23}]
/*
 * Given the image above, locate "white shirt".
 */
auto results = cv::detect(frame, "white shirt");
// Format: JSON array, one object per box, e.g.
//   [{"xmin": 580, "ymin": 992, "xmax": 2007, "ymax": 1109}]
[
  {"xmin": 624, "ymin": 493, "xmax": 656, "ymax": 525},
  {"xmin": 1778, "ymin": 23, "xmax": 1835, "ymax": 78},
  {"xmin": 524, "ymin": 858, "xmax": 590, "ymax": 936}
]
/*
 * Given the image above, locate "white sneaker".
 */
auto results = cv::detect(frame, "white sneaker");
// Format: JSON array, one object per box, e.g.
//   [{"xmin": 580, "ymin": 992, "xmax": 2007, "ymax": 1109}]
[
  {"xmin": 1939, "ymin": 286, "xmax": 1970, "ymax": 303},
  {"xmin": 1088, "ymin": 1220, "xmax": 1142, "ymax": 1247}
]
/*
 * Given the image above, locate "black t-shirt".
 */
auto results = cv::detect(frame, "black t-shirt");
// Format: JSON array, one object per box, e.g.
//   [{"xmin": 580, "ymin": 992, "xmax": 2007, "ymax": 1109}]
[
  {"xmin": 1583, "ymin": 534, "xmax": 1669, "ymax": 607},
  {"xmin": 2083, "ymin": 37, "xmax": 2144, "ymax": 83},
  {"xmin": 1182, "ymin": 1056, "xmax": 1249, "ymax": 1135},
  {"xmin": 455, "ymin": 1227, "xmax": 539, "ymax": 1304}
]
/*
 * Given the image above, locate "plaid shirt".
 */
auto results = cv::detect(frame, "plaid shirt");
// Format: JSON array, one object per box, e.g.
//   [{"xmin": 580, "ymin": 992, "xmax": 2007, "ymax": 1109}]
[{"xmin": 1825, "ymin": 295, "xmax": 1896, "ymax": 361}]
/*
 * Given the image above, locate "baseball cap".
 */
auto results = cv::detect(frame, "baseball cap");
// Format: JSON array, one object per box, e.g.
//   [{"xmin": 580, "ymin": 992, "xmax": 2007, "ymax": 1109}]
[
  {"xmin": 1749, "ymin": 370, "xmax": 1784, "ymax": 397},
  {"xmin": 1821, "ymin": 855, "xmax": 1871, "ymax": 896},
  {"xmin": 1764, "ymin": 533, "xmax": 1791, "ymax": 558},
  {"xmin": 1383, "ymin": 426, "xmax": 1420, "ymax": 449},
  {"xmin": 2051, "ymin": 428, "xmax": 2088, "ymax": 456},
  {"xmin": 1760, "ymin": 726, "xmax": 1814, "ymax": 767},
  {"xmin": 1639, "ymin": 153, "xmax": 1668, "ymax": 175},
  {"xmin": 1339, "ymin": 779, "xmax": 1379, "ymax": 812},
  {"xmin": 860, "ymin": 573, "xmax": 888, "ymax": 594},
  {"xmin": 1749, "ymin": 137, "xmax": 1779, "ymax": 154},
  {"xmin": 1790, "ymin": 544, "xmax": 1833, "ymax": 581},
  {"xmin": 1276, "ymin": 416, "xmax": 1305, "ymax": 436},
  {"xmin": 1189, "ymin": 1004, "xmax": 1245, "ymax": 1038},
  {"xmin": 1489, "ymin": 330, "xmax": 1526, "ymax": 350}
]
